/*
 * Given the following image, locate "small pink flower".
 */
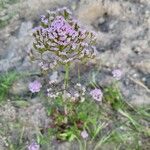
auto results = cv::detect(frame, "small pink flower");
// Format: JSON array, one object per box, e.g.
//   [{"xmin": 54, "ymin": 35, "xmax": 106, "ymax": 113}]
[
  {"xmin": 112, "ymin": 69, "xmax": 122, "ymax": 80},
  {"xmin": 28, "ymin": 142, "xmax": 40, "ymax": 150},
  {"xmin": 81, "ymin": 130, "xmax": 89, "ymax": 139},
  {"xmin": 90, "ymin": 88, "xmax": 103, "ymax": 102},
  {"xmin": 29, "ymin": 80, "xmax": 42, "ymax": 93}
]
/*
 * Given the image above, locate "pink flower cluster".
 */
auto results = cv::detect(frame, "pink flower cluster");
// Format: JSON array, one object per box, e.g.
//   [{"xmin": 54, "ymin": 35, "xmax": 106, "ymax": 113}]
[
  {"xmin": 90, "ymin": 88, "xmax": 103, "ymax": 102},
  {"xmin": 32, "ymin": 7, "xmax": 96, "ymax": 70},
  {"xmin": 28, "ymin": 142, "xmax": 40, "ymax": 150},
  {"xmin": 81, "ymin": 130, "xmax": 89, "ymax": 139},
  {"xmin": 48, "ymin": 15, "xmax": 78, "ymax": 46},
  {"xmin": 112, "ymin": 69, "xmax": 122, "ymax": 80},
  {"xmin": 28, "ymin": 80, "xmax": 42, "ymax": 93}
]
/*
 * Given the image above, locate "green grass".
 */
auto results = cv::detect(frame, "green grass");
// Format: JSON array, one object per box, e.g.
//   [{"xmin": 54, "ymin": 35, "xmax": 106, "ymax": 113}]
[
  {"xmin": 0, "ymin": 17, "xmax": 10, "ymax": 29},
  {"xmin": 91, "ymin": 83, "xmax": 150, "ymax": 150},
  {"xmin": 0, "ymin": 0, "xmax": 20, "ymax": 29},
  {"xmin": 0, "ymin": 71, "xmax": 19, "ymax": 102},
  {"xmin": 0, "ymin": 0, "xmax": 19, "ymax": 9}
]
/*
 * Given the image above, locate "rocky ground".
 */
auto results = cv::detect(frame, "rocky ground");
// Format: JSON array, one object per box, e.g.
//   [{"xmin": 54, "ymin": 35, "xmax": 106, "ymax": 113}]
[{"xmin": 0, "ymin": 0, "xmax": 150, "ymax": 149}]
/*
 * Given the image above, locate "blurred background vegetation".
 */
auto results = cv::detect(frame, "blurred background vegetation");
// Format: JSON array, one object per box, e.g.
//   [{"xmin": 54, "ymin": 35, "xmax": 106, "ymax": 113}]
[{"xmin": 0, "ymin": 0, "xmax": 20, "ymax": 29}]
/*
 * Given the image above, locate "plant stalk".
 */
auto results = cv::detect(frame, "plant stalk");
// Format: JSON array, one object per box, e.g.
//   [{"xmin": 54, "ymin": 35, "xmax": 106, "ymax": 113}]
[
  {"xmin": 64, "ymin": 63, "xmax": 70, "ymax": 89},
  {"xmin": 78, "ymin": 63, "xmax": 81, "ymax": 82}
]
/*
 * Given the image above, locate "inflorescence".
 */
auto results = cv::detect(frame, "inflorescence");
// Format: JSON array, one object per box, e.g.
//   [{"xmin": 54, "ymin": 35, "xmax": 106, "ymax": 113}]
[{"xmin": 31, "ymin": 7, "xmax": 96, "ymax": 71}]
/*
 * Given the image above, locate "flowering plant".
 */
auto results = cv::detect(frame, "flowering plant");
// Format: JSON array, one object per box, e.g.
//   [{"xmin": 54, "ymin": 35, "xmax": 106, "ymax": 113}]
[
  {"xmin": 26, "ymin": 8, "xmax": 147, "ymax": 148},
  {"xmin": 29, "ymin": 7, "xmax": 100, "ymax": 143},
  {"xmin": 30, "ymin": 7, "xmax": 96, "ymax": 73}
]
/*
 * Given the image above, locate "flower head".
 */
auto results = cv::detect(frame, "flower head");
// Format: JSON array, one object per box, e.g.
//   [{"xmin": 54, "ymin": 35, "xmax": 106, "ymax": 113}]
[
  {"xmin": 112, "ymin": 69, "xmax": 122, "ymax": 80},
  {"xmin": 32, "ymin": 8, "xmax": 96, "ymax": 71},
  {"xmin": 29, "ymin": 80, "xmax": 42, "ymax": 93},
  {"xmin": 90, "ymin": 88, "xmax": 103, "ymax": 102},
  {"xmin": 28, "ymin": 142, "xmax": 40, "ymax": 150},
  {"xmin": 81, "ymin": 130, "xmax": 89, "ymax": 139}
]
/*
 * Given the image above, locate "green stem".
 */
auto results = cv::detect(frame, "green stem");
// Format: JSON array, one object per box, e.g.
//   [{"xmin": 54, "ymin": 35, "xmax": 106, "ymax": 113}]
[
  {"xmin": 78, "ymin": 64, "xmax": 81, "ymax": 82},
  {"xmin": 19, "ymin": 126, "xmax": 25, "ymax": 144},
  {"xmin": 83, "ymin": 140, "xmax": 87, "ymax": 150},
  {"xmin": 64, "ymin": 63, "xmax": 70, "ymax": 89},
  {"xmin": 64, "ymin": 63, "xmax": 70, "ymax": 116},
  {"xmin": 76, "ymin": 137, "xmax": 84, "ymax": 150}
]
